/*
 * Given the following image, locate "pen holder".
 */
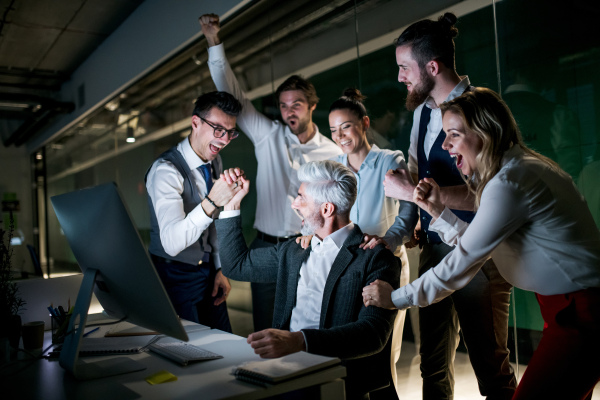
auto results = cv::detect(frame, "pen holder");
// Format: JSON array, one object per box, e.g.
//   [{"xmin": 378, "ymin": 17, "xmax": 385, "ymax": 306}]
[{"xmin": 51, "ymin": 314, "xmax": 71, "ymax": 344}]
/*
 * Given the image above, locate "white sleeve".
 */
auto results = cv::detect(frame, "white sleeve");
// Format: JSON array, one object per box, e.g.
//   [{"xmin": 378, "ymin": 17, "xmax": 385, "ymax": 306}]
[
  {"xmin": 428, "ymin": 207, "xmax": 470, "ymax": 246},
  {"xmin": 392, "ymin": 177, "xmax": 528, "ymax": 309},
  {"xmin": 147, "ymin": 161, "xmax": 214, "ymax": 257},
  {"xmin": 207, "ymin": 44, "xmax": 277, "ymax": 145}
]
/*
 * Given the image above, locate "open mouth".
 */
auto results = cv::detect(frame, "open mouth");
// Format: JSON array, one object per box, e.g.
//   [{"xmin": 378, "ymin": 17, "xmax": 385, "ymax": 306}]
[
  {"xmin": 451, "ymin": 153, "xmax": 464, "ymax": 169},
  {"xmin": 339, "ymin": 139, "xmax": 352, "ymax": 147},
  {"xmin": 209, "ymin": 143, "xmax": 223, "ymax": 154}
]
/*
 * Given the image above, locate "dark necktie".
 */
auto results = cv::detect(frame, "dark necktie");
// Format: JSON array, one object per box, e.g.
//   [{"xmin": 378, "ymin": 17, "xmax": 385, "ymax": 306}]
[{"xmin": 198, "ymin": 163, "xmax": 213, "ymax": 193}]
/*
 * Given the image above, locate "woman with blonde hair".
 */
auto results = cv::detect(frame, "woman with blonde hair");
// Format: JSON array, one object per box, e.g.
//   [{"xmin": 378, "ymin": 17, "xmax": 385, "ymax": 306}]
[{"xmin": 363, "ymin": 87, "xmax": 600, "ymax": 399}]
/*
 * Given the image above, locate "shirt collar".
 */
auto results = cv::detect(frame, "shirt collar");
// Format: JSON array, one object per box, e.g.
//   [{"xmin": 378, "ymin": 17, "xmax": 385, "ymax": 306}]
[
  {"xmin": 339, "ymin": 145, "xmax": 380, "ymax": 171},
  {"xmin": 310, "ymin": 222, "xmax": 354, "ymax": 251},
  {"xmin": 425, "ymin": 75, "xmax": 471, "ymax": 110},
  {"xmin": 181, "ymin": 137, "xmax": 210, "ymax": 170},
  {"xmin": 285, "ymin": 123, "xmax": 322, "ymax": 147}
]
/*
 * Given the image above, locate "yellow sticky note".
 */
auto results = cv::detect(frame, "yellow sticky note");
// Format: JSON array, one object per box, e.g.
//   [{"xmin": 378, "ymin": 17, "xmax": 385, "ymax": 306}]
[{"xmin": 145, "ymin": 370, "xmax": 178, "ymax": 385}]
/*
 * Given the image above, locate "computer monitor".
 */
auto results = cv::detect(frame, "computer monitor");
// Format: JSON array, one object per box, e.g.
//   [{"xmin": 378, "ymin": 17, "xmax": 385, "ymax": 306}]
[{"xmin": 51, "ymin": 182, "xmax": 188, "ymax": 380}]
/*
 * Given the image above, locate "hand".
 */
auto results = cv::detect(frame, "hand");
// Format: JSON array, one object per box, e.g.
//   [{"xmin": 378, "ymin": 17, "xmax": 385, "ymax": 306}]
[
  {"xmin": 383, "ymin": 168, "xmax": 415, "ymax": 202},
  {"xmin": 207, "ymin": 172, "xmax": 242, "ymax": 208},
  {"xmin": 221, "ymin": 167, "xmax": 244, "ymax": 185},
  {"xmin": 247, "ymin": 329, "xmax": 306, "ymax": 358},
  {"xmin": 359, "ymin": 234, "xmax": 390, "ymax": 250},
  {"xmin": 295, "ymin": 235, "xmax": 313, "ymax": 249},
  {"xmin": 223, "ymin": 175, "xmax": 250, "ymax": 211},
  {"xmin": 404, "ymin": 227, "xmax": 421, "ymax": 249},
  {"xmin": 413, "ymin": 177, "xmax": 444, "ymax": 220},
  {"xmin": 199, "ymin": 13, "xmax": 221, "ymax": 47},
  {"xmin": 362, "ymin": 279, "xmax": 396, "ymax": 310},
  {"xmin": 212, "ymin": 270, "xmax": 231, "ymax": 306}
]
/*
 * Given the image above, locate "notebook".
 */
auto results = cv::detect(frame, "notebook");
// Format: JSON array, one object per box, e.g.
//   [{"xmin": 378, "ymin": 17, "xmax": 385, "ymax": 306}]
[{"xmin": 231, "ymin": 351, "xmax": 340, "ymax": 386}]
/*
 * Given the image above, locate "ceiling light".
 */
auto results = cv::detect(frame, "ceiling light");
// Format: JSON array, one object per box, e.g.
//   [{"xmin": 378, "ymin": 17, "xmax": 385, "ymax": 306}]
[{"xmin": 126, "ymin": 127, "xmax": 135, "ymax": 143}]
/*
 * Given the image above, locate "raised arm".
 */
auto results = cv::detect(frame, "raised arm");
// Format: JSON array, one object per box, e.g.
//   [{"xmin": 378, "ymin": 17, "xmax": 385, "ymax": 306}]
[{"xmin": 200, "ymin": 14, "xmax": 276, "ymax": 145}]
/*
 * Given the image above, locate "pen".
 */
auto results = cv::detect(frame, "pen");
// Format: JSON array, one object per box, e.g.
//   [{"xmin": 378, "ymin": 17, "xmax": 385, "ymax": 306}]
[{"xmin": 83, "ymin": 327, "xmax": 100, "ymax": 337}]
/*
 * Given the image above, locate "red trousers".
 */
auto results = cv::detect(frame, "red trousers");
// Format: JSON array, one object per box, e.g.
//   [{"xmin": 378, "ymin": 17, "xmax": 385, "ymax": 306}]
[{"xmin": 513, "ymin": 288, "xmax": 600, "ymax": 400}]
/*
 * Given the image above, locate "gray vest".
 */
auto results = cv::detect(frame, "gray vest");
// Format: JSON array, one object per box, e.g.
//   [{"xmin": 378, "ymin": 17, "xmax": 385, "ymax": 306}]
[{"xmin": 146, "ymin": 146, "xmax": 222, "ymax": 265}]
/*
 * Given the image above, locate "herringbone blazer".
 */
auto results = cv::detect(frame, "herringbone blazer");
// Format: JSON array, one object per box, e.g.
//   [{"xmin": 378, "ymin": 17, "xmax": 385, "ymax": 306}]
[{"xmin": 216, "ymin": 216, "xmax": 400, "ymax": 395}]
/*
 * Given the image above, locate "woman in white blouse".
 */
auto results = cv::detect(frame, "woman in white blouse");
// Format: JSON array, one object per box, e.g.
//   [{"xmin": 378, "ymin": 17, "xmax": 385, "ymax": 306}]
[{"xmin": 363, "ymin": 87, "xmax": 600, "ymax": 399}]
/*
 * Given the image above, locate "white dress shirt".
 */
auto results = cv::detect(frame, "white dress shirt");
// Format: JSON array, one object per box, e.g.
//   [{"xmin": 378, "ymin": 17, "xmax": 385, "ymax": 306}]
[
  {"xmin": 146, "ymin": 138, "xmax": 222, "ymax": 269},
  {"xmin": 407, "ymin": 76, "xmax": 471, "ymax": 176},
  {"xmin": 289, "ymin": 223, "xmax": 354, "ymax": 332},
  {"xmin": 392, "ymin": 145, "xmax": 600, "ymax": 309},
  {"xmin": 207, "ymin": 43, "xmax": 342, "ymax": 237}
]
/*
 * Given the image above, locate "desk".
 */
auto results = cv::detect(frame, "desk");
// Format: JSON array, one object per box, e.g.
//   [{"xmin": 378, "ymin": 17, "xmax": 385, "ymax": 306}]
[{"xmin": 5, "ymin": 324, "xmax": 346, "ymax": 400}]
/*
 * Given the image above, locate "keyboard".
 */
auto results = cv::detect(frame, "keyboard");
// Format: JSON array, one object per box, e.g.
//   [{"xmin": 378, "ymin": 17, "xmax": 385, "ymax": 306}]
[{"xmin": 149, "ymin": 341, "xmax": 223, "ymax": 366}]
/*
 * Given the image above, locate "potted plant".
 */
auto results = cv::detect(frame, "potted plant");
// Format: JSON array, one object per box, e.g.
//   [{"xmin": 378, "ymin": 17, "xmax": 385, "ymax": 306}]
[{"xmin": 0, "ymin": 212, "xmax": 27, "ymax": 350}]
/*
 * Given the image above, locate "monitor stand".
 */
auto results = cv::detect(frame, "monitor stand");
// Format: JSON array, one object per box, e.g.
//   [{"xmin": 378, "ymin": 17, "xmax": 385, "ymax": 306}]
[{"xmin": 59, "ymin": 268, "xmax": 146, "ymax": 380}]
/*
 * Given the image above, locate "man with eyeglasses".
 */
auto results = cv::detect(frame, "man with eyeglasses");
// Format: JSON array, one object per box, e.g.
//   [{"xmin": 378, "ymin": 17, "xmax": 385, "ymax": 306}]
[
  {"xmin": 200, "ymin": 14, "xmax": 342, "ymax": 332},
  {"xmin": 145, "ymin": 91, "xmax": 244, "ymax": 331}
]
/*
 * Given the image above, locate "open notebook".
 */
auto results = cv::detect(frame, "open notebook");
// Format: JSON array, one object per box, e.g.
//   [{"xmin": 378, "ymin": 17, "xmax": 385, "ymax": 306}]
[{"xmin": 232, "ymin": 351, "xmax": 340, "ymax": 387}]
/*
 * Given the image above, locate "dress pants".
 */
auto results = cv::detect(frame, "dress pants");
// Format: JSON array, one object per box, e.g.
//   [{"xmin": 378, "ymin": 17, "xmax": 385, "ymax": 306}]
[
  {"xmin": 249, "ymin": 236, "xmax": 278, "ymax": 331},
  {"xmin": 151, "ymin": 254, "xmax": 232, "ymax": 332},
  {"xmin": 419, "ymin": 242, "xmax": 516, "ymax": 400},
  {"xmin": 512, "ymin": 288, "xmax": 600, "ymax": 400}
]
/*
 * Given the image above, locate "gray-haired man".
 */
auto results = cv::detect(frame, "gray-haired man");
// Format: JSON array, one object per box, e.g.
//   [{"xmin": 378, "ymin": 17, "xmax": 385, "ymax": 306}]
[{"xmin": 216, "ymin": 160, "xmax": 399, "ymax": 399}]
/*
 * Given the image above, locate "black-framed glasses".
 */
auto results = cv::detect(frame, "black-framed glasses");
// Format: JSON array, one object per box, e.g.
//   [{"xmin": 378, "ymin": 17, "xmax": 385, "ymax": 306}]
[{"xmin": 200, "ymin": 117, "xmax": 239, "ymax": 139}]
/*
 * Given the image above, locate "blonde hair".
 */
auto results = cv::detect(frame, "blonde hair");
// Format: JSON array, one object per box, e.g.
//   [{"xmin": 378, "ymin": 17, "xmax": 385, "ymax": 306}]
[{"xmin": 440, "ymin": 87, "xmax": 559, "ymax": 209}]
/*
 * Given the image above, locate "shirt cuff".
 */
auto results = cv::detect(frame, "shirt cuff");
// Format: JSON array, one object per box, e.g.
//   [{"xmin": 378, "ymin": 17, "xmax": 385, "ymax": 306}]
[
  {"xmin": 429, "ymin": 207, "xmax": 464, "ymax": 245},
  {"xmin": 187, "ymin": 202, "xmax": 215, "ymax": 232},
  {"xmin": 219, "ymin": 210, "xmax": 240, "ymax": 219},
  {"xmin": 300, "ymin": 330, "xmax": 309, "ymax": 353},
  {"xmin": 391, "ymin": 286, "xmax": 412, "ymax": 310},
  {"xmin": 207, "ymin": 43, "xmax": 225, "ymax": 62}
]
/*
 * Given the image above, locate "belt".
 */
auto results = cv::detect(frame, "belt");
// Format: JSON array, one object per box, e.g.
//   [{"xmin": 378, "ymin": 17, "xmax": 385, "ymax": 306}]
[
  {"xmin": 151, "ymin": 253, "xmax": 210, "ymax": 267},
  {"xmin": 256, "ymin": 230, "xmax": 300, "ymax": 244}
]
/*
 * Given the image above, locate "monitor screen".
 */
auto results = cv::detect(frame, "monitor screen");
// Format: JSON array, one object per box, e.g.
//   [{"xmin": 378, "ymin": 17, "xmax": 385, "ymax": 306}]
[{"xmin": 51, "ymin": 182, "xmax": 188, "ymax": 379}]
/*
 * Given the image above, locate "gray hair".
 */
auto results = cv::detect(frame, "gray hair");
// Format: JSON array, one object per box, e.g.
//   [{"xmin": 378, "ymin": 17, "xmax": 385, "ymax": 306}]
[{"xmin": 297, "ymin": 160, "xmax": 357, "ymax": 216}]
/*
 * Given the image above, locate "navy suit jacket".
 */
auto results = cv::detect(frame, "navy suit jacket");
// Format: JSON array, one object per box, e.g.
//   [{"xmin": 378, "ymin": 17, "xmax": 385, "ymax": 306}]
[{"xmin": 216, "ymin": 216, "xmax": 400, "ymax": 395}]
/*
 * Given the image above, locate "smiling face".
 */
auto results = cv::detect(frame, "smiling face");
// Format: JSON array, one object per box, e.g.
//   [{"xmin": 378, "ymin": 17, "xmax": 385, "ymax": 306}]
[
  {"xmin": 329, "ymin": 109, "xmax": 369, "ymax": 155},
  {"xmin": 442, "ymin": 111, "xmax": 483, "ymax": 176},
  {"xmin": 190, "ymin": 106, "xmax": 237, "ymax": 162},
  {"xmin": 279, "ymin": 90, "xmax": 315, "ymax": 135},
  {"xmin": 291, "ymin": 183, "xmax": 324, "ymax": 236},
  {"xmin": 396, "ymin": 45, "xmax": 435, "ymax": 111}
]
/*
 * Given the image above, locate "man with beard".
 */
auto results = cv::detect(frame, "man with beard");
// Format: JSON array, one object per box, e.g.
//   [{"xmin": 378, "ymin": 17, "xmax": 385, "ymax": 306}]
[
  {"xmin": 381, "ymin": 13, "xmax": 516, "ymax": 400},
  {"xmin": 200, "ymin": 14, "xmax": 342, "ymax": 332},
  {"xmin": 216, "ymin": 160, "xmax": 400, "ymax": 400}
]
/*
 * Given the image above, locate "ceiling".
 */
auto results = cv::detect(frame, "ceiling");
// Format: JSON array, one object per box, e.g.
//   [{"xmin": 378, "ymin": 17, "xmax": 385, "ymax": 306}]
[
  {"xmin": 0, "ymin": 0, "xmax": 449, "ymax": 153},
  {"xmin": 0, "ymin": 0, "xmax": 144, "ymax": 147}
]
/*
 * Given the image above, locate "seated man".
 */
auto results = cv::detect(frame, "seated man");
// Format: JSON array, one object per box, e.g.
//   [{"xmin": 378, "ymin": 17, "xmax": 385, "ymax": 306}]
[{"xmin": 216, "ymin": 160, "xmax": 400, "ymax": 399}]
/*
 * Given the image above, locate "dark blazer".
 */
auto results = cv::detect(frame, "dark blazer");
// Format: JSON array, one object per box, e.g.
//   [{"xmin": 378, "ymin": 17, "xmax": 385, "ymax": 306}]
[{"xmin": 216, "ymin": 216, "xmax": 400, "ymax": 396}]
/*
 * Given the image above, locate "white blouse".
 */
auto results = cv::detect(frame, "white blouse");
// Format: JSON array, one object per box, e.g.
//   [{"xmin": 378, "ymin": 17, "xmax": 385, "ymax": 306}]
[{"xmin": 392, "ymin": 145, "xmax": 600, "ymax": 309}]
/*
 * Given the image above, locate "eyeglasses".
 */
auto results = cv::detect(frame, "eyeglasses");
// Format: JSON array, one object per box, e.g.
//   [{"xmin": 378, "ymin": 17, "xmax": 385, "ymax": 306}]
[{"xmin": 200, "ymin": 117, "xmax": 239, "ymax": 139}]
